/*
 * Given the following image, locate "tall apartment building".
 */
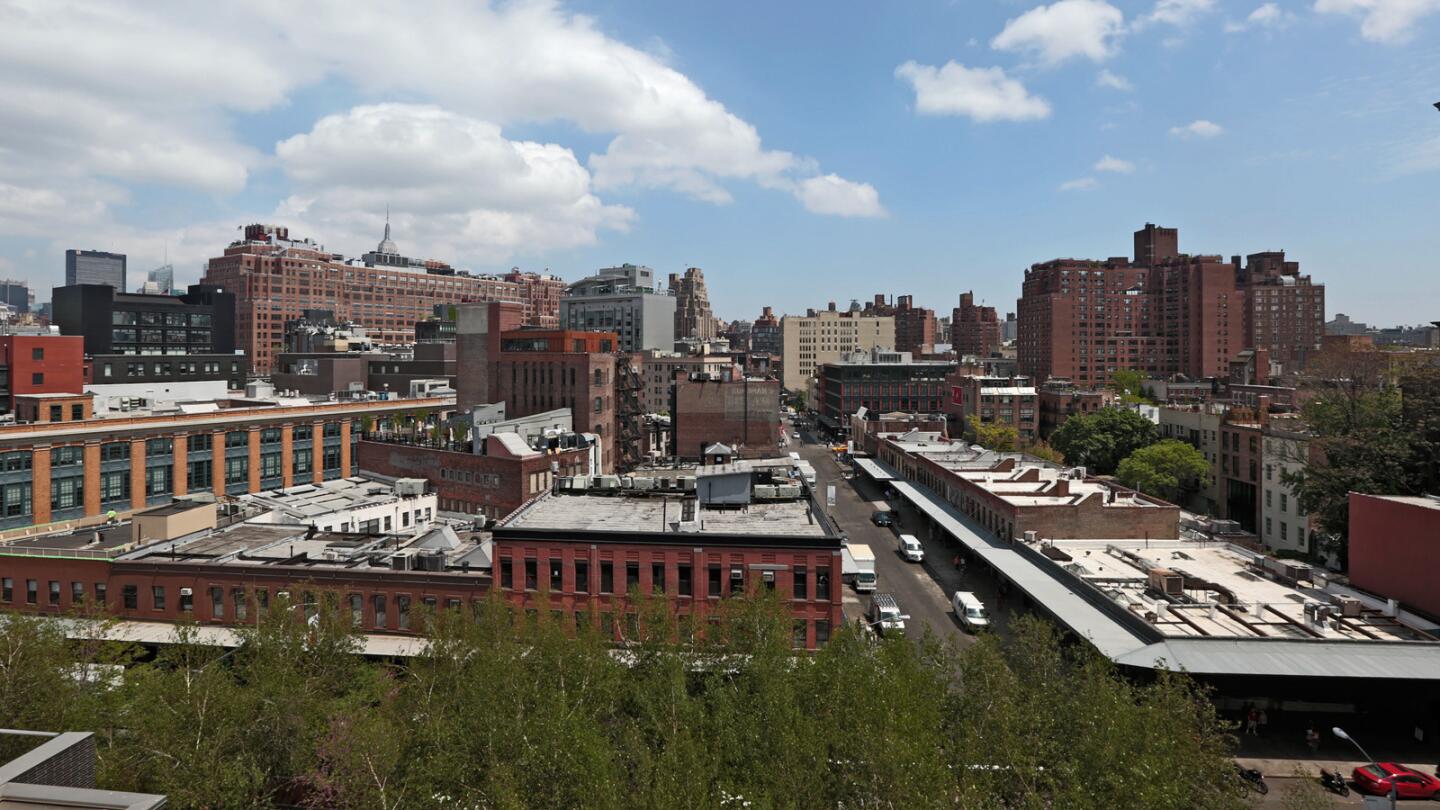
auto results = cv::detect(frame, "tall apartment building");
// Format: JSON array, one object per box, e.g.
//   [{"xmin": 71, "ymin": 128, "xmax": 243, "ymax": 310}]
[
  {"xmin": 780, "ymin": 305, "xmax": 895, "ymax": 392},
  {"xmin": 1235, "ymin": 251, "xmax": 1324, "ymax": 370},
  {"xmin": 952, "ymin": 291, "xmax": 1001, "ymax": 357},
  {"xmin": 865, "ymin": 294, "xmax": 935, "ymax": 355},
  {"xmin": 456, "ymin": 301, "xmax": 618, "ymax": 471},
  {"xmin": 560, "ymin": 264, "xmax": 676, "ymax": 353},
  {"xmin": 670, "ymin": 267, "xmax": 718, "ymax": 341},
  {"xmin": 1017, "ymin": 225, "xmax": 1244, "ymax": 387},
  {"xmin": 65, "ymin": 249, "xmax": 126, "ymax": 290},
  {"xmin": 750, "ymin": 306, "xmax": 782, "ymax": 356},
  {"xmin": 502, "ymin": 268, "xmax": 566, "ymax": 328},
  {"xmin": 202, "ymin": 224, "xmax": 554, "ymax": 374}
]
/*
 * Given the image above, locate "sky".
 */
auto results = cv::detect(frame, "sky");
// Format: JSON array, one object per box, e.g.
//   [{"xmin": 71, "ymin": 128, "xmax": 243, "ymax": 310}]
[{"xmin": 0, "ymin": 0, "xmax": 1437, "ymax": 327}]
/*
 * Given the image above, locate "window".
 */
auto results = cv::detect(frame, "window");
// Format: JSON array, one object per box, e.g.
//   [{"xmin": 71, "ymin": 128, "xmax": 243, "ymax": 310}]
[
  {"xmin": 524, "ymin": 559, "xmax": 538, "ymax": 591},
  {"xmin": 1280, "ymin": 522, "xmax": 1288, "ymax": 542},
  {"xmin": 234, "ymin": 589, "xmax": 248, "ymax": 621},
  {"xmin": 708, "ymin": 564, "xmax": 722, "ymax": 597},
  {"xmin": 349, "ymin": 594, "xmax": 363, "ymax": 625},
  {"xmin": 815, "ymin": 619, "xmax": 831, "ymax": 646},
  {"xmin": 178, "ymin": 589, "xmax": 192, "ymax": 613},
  {"xmin": 500, "ymin": 557, "xmax": 513, "ymax": 589},
  {"xmin": 256, "ymin": 589, "xmax": 268, "ymax": 613},
  {"xmin": 572, "ymin": 559, "xmax": 590, "ymax": 593},
  {"xmin": 31, "ymin": 347, "xmax": 43, "ymax": 360},
  {"xmin": 1, "ymin": 577, "xmax": 10, "ymax": 602},
  {"xmin": 815, "ymin": 567, "xmax": 831, "ymax": 601},
  {"xmin": 651, "ymin": 561, "xmax": 666, "ymax": 593},
  {"xmin": 32, "ymin": 372, "xmax": 43, "ymax": 385},
  {"xmin": 1280, "ymin": 493, "xmax": 1288, "ymax": 512},
  {"xmin": 95, "ymin": 582, "xmax": 106, "ymax": 604},
  {"xmin": 152, "ymin": 586, "xmax": 166, "ymax": 611},
  {"xmin": 793, "ymin": 566, "xmax": 808, "ymax": 600},
  {"xmin": 626, "ymin": 561, "xmax": 640, "ymax": 591},
  {"xmin": 1265, "ymin": 517, "xmax": 1273, "ymax": 536},
  {"xmin": 1265, "ymin": 490, "xmax": 1272, "ymax": 508},
  {"xmin": 123, "ymin": 585, "xmax": 137, "ymax": 609},
  {"xmin": 49, "ymin": 405, "xmax": 61, "ymax": 422},
  {"xmin": 71, "ymin": 581, "xmax": 84, "ymax": 604},
  {"xmin": 600, "ymin": 561, "xmax": 614, "ymax": 594},
  {"xmin": 550, "ymin": 559, "xmax": 563, "ymax": 592},
  {"xmin": 211, "ymin": 586, "xmax": 224, "ymax": 618},
  {"xmin": 71, "ymin": 404, "xmax": 83, "ymax": 420},
  {"xmin": 677, "ymin": 563, "xmax": 692, "ymax": 597},
  {"xmin": 792, "ymin": 620, "xmax": 808, "ymax": 649},
  {"xmin": 397, "ymin": 596, "xmax": 411, "ymax": 630},
  {"xmin": 373, "ymin": 594, "xmax": 387, "ymax": 628},
  {"xmin": 25, "ymin": 579, "xmax": 37, "ymax": 604}
]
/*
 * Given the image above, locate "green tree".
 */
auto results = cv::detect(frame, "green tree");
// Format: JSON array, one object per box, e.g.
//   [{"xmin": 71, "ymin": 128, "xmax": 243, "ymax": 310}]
[
  {"xmin": 1116, "ymin": 439, "xmax": 1211, "ymax": 502},
  {"xmin": 967, "ymin": 414, "xmax": 1018, "ymax": 452},
  {"xmin": 1022, "ymin": 440, "xmax": 1064, "ymax": 464},
  {"xmin": 1107, "ymin": 368, "xmax": 1153, "ymax": 405},
  {"xmin": 1049, "ymin": 407, "xmax": 1159, "ymax": 475}
]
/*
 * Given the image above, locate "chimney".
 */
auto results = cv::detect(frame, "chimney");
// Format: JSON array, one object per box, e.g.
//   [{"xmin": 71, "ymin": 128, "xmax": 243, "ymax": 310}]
[{"xmin": 1257, "ymin": 395, "xmax": 1271, "ymax": 427}]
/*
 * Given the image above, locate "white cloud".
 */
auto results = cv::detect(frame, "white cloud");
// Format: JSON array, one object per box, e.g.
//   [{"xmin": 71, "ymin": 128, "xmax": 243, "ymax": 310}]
[
  {"xmin": 1059, "ymin": 177, "xmax": 1099, "ymax": 190},
  {"xmin": 1313, "ymin": 0, "xmax": 1440, "ymax": 42},
  {"xmin": 1134, "ymin": 0, "xmax": 1216, "ymax": 29},
  {"xmin": 1170, "ymin": 119, "xmax": 1225, "ymax": 138},
  {"xmin": 992, "ymin": 0, "xmax": 1127, "ymax": 65},
  {"xmin": 895, "ymin": 61, "xmax": 1052, "ymax": 122},
  {"xmin": 1094, "ymin": 155, "xmax": 1136, "ymax": 173},
  {"xmin": 1096, "ymin": 70, "xmax": 1134, "ymax": 91},
  {"xmin": 275, "ymin": 104, "xmax": 634, "ymax": 261},
  {"xmin": 1226, "ymin": 2, "xmax": 1290, "ymax": 30},
  {"xmin": 789, "ymin": 175, "xmax": 887, "ymax": 218},
  {"xmin": 0, "ymin": 0, "xmax": 882, "ymax": 291}
]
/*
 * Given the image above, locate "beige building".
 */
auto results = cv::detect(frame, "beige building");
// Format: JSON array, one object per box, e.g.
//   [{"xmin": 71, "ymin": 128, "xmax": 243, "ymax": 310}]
[
  {"xmin": 638, "ymin": 351, "xmax": 737, "ymax": 413},
  {"xmin": 781, "ymin": 308, "xmax": 894, "ymax": 391}
]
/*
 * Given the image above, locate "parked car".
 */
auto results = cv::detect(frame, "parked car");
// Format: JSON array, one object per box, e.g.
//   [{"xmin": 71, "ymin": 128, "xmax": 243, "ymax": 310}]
[
  {"xmin": 898, "ymin": 534, "xmax": 924, "ymax": 563},
  {"xmin": 871, "ymin": 510, "xmax": 894, "ymax": 527},
  {"xmin": 867, "ymin": 593, "xmax": 906, "ymax": 638},
  {"xmin": 951, "ymin": 591, "xmax": 990, "ymax": 632},
  {"xmin": 1351, "ymin": 763, "xmax": 1440, "ymax": 798}
]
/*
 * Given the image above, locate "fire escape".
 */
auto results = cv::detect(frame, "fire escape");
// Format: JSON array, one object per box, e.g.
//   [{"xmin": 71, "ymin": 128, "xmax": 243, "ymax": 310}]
[{"xmin": 614, "ymin": 355, "xmax": 645, "ymax": 471}]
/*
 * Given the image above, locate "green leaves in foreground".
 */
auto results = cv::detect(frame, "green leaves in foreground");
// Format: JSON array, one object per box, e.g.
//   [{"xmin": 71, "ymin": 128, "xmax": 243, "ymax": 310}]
[{"xmin": 0, "ymin": 598, "xmax": 1246, "ymax": 809}]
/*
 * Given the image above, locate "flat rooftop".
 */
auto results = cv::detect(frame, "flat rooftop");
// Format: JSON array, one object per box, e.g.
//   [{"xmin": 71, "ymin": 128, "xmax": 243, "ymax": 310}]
[
  {"xmin": 0, "ymin": 524, "xmax": 133, "ymax": 554},
  {"xmin": 242, "ymin": 477, "xmax": 425, "ymax": 519},
  {"xmin": 502, "ymin": 493, "xmax": 830, "ymax": 538},
  {"xmin": 1048, "ymin": 539, "xmax": 1434, "ymax": 642}
]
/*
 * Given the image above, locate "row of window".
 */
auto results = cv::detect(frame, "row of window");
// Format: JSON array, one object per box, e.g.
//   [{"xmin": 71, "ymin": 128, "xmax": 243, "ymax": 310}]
[
  {"xmin": 497, "ymin": 557, "xmax": 832, "ymax": 601},
  {"xmin": 112, "ymin": 311, "xmax": 213, "ymax": 326}
]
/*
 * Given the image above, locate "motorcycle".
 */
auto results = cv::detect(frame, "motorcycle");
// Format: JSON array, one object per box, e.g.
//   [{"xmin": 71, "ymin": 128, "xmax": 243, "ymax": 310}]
[
  {"xmin": 1236, "ymin": 764, "xmax": 1269, "ymax": 795},
  {"xmin": 1319, "ymin": 768, "xmax": 1350, "ymax": 797}
]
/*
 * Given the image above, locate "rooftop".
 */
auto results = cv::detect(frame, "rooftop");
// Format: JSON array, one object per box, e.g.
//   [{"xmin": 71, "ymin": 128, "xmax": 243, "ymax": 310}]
[
  {"xmin": 1367, "ymin": 494, "xmax": 1440, "ymax": 511},
  {"xmin": 240, "ymin": 477, "xmax": 429, "ymax": 521},
  {"xmin": 501, "ymin": 492, "xmax": 832, "ymax": 540}
]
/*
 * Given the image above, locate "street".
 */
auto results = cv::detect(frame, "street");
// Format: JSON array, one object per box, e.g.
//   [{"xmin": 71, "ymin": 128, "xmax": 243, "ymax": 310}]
[{"xmin": 789, "ymin": 418, "xmax": 980, "ymax": 648}]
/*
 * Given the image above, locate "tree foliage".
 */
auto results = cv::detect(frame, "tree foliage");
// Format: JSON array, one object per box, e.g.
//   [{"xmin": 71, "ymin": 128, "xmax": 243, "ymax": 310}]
[
  {"xmin": 1107, "ymin": 369, "xmax": 1154, "ymax": 405},
  {"xmin": 1050, "ymin": 407, "xmax": 1159, "ymax": 475},
  {"xmin": 1282, "ymin": 358, "xmax": 1440, "ymax": 566},
  {"xmin": 0, "ymin": 597, "xmax": 1247, "ymax": 809},
  {"xmin": 1116, "ymin": 439, "xmax": 1211, "ymax": 502},
  {"xmin": 966, "ymin": 414, "xmax": 1018, "ymax": 452}
]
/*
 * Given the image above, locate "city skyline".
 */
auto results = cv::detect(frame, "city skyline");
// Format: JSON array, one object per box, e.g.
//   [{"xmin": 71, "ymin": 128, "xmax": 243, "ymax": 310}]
[{"xmin": 0, "ymin": 1, "xmax": 1437, "ymax": 325}]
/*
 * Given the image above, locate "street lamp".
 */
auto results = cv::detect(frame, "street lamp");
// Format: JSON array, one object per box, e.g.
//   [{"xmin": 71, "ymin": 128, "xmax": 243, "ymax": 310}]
[{"xmin": 1332, "ymin": 726, "xmax": 1375, "ymax": 764}]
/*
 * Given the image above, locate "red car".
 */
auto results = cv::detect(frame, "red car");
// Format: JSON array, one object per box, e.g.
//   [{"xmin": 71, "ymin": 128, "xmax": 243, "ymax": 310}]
[{"xmin": 1352, "ymin": 762, "xmax": 1440, "ymax": 798}]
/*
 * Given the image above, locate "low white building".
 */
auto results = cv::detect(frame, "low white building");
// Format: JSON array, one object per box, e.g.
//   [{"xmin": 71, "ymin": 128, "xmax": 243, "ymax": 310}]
[{"xmin": 242, "ymin": 477, "xmax": 437, "ymax": 536}]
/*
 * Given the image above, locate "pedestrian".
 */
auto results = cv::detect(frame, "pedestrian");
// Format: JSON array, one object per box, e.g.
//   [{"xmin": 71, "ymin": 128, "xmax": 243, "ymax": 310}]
[
  {"xmin": 1244, "ymin": 707, "xmax": 1259, "ymax": 736},
  {"xmin": 1306, "ymin": 724, "xmax": 1320, "ymax": 753},
  {"xmin": 952, "ymin": 554, "xmax": 962, "ymax": 570},
  {"xmin": 1257, "ymin": 708, "xmax": 1268, "ymax": 736}
]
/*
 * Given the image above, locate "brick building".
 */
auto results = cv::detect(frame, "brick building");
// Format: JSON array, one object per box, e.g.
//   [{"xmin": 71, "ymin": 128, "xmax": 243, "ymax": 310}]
[
  {"xmin": 952, "ymin": 291, "xmax": 1001, "ymax": 358},
  {"xmin": 1236, "ymin": 251, "xmax": 1325, "ymax": 370},
  {"xmin": 202, "ymin": 224, "xmax": 556, "ymax": 373},
  {"xmin": 750, "ymin": 306, "xmax": 782, "ymax": 357},
  {"xmin": 670, "ymin": 267, "xmax": 719, "ymax": 341},
  {"xmin": 1036, "ymin": 381, "xmax": 1117, "ymax": 439},
  {"xmin": 944, "ymin": 372, "xmax": 1038, "ymax": 442},
  {"xmin": 1348, "ymin": 493, "xmax": 1440, "ymax": 619},
  {"xmin": 637, "ymin": 351, "xmax": 736, "ymax": 413},
  {"xmin": 671, "ymin": 375, "xmax": 780, "ymax": 459},
  {"xmin": 0, "ymin": 335, "xmax": 85, "ymax": 414},
  {"xmin": 1219, "ymin": 412, "xmax": 1264, "ymax": 532},
  {"xmin": 780, "ymin": 306, "xmax": 894, "ymax": 392},
  {"xmin": 815, "ymin": 350, "xmax": 950, "ymax": 436},
  {"xmin": 865, "ymin": 294, "xmax": 936, "ymax": 355},
  {"xmin": 456, "ymin": 301, "xmax": 618, "ymax": 470},
  {"xmin": 356, "ymin": 434, "xmax": 594, "ymax": 520},
  {"xmin": 0, "ymin": 396, "xmax": 449, "ymax": 532}
]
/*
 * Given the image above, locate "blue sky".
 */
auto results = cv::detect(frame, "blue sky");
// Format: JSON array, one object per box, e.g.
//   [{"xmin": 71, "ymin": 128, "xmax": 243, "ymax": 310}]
[{"xmin": 1, "ymin": 0, "xmax": 1436, "ymax": 326}]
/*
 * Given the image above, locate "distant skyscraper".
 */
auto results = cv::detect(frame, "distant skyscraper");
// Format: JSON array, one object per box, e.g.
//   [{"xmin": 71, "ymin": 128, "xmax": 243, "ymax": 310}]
[
  {"xmin": 952, "ymin": 291, "xmax": 1001, "ymax": 358},
  {"xmin": 140, "ymin": 264, "xmax": 175, "ymax": 295},
  {"xmin": 670, "ymin": 267, "xmax": 718, "ymax": 341},
  {"xmin": 65, "ymin": 249, "xmax": 126, "ymax": 290},
  {"xmin": 0, "ymin": 280, "xmax": 32, "ymax": 313}
]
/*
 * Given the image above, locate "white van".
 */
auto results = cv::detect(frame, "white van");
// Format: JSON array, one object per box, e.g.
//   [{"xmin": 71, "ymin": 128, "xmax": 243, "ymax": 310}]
[
  {"xmin": 951, "ymin": 591, "xmax": 990, "ymax": 633},
  {"xmin": 898, "ymin": 534, "xmax": 924, "ymax": 563}
]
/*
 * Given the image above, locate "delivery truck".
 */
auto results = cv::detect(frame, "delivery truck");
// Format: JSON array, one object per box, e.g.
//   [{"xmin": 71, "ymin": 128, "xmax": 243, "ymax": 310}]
[{"xmin": 841, "ymin": 542, "xmax": 877, "ymax": 592}]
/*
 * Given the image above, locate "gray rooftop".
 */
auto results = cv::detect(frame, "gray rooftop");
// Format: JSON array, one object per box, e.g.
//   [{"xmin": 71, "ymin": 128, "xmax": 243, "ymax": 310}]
[{"xmin": 502, "ymin": 493, "xmax": 829, "ymax": 538}]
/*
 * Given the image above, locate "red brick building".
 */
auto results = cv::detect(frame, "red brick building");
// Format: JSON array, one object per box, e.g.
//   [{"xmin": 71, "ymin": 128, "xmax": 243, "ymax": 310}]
[
  {"xmin": 672, "ymin": 375, "xmax": 780, "ymax": 459},
  {"xmin": 1348, "ymin": 493, "xmax": 1440, "ymax": 618},
  {"xmin": 1236, "ymin": 251, "xmax": 1325, "ymax": 370},
  {"xmin": 952, "ymin": 291, "xmax": 1001, "ymax": 358},
  {"xmin": 944, "ymin": 372, "xmax": 1038, "ymax": 442},
  {"xmin": 865, "ymin": 294, "xmax": 936, "ymax": 355},
  {"xmin": 356, "ymin": 436, "xmax": 593, "ymax": 520},
  {"xmin": 1219, "ymin": 414, "xmax": 1264, "ymax": 532},
  {"xmin": 0, "ymin": 335, "xmax": 86, "ymax": 414},
  {"xmin": 1037, "ymin": 382, "xmax": 1117, "ymax": 439},
  {"xmin": 202, "ymin": 224, "xmax": 559, "ymax": 373},
  {"xmin": 456, "ymin": 301, "xmax": 619, "ymax": 470}
]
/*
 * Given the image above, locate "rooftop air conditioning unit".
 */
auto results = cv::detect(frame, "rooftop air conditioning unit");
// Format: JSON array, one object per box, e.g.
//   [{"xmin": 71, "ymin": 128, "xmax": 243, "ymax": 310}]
[
  {"xmin": 179, "ymin": 588, "xmax": 193, "ymax": 597},
  {"xmin": 1071, "ymin": 466, "xmax": 1087, "ymax": 479},
  {"xmin": 1147, "ymin": 568, "xmax": 1183, "ymax": 597},
  {"xmin": 1338, "ymin": 597, "xmax": 1363, "ymax": 617}
]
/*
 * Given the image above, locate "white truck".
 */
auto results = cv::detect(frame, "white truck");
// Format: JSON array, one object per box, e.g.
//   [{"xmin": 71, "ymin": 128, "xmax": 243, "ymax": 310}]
[
  {"xmin": 841, "ymin": 542, "xmax": 877, "ymax": 592},
  {"xmin": 795, "ymin": 460, "xmax": 817, "ymax": 489}
]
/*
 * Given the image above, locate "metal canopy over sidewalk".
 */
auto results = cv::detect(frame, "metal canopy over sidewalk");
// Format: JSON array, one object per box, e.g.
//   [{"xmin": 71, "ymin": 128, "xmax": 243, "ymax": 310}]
[{"xmin": 852, "ymin": 457, "xmax": 894, "ymax": 481}]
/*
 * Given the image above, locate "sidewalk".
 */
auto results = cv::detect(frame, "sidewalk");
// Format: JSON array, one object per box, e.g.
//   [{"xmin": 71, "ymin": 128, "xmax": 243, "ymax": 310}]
[{"xmin": 1234, "ymin": 728, "xmax": 1439, "ymax": 777}]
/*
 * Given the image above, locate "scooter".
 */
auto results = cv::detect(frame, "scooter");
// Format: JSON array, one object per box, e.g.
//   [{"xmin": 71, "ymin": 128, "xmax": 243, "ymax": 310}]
[
  {"xmin": 1236, "ymin": 765, "xmax": 1269, "ymax": 795},
  {"xmin": 1319, "ymin": 768, "xmax": 1350, "ymax": 797}
]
